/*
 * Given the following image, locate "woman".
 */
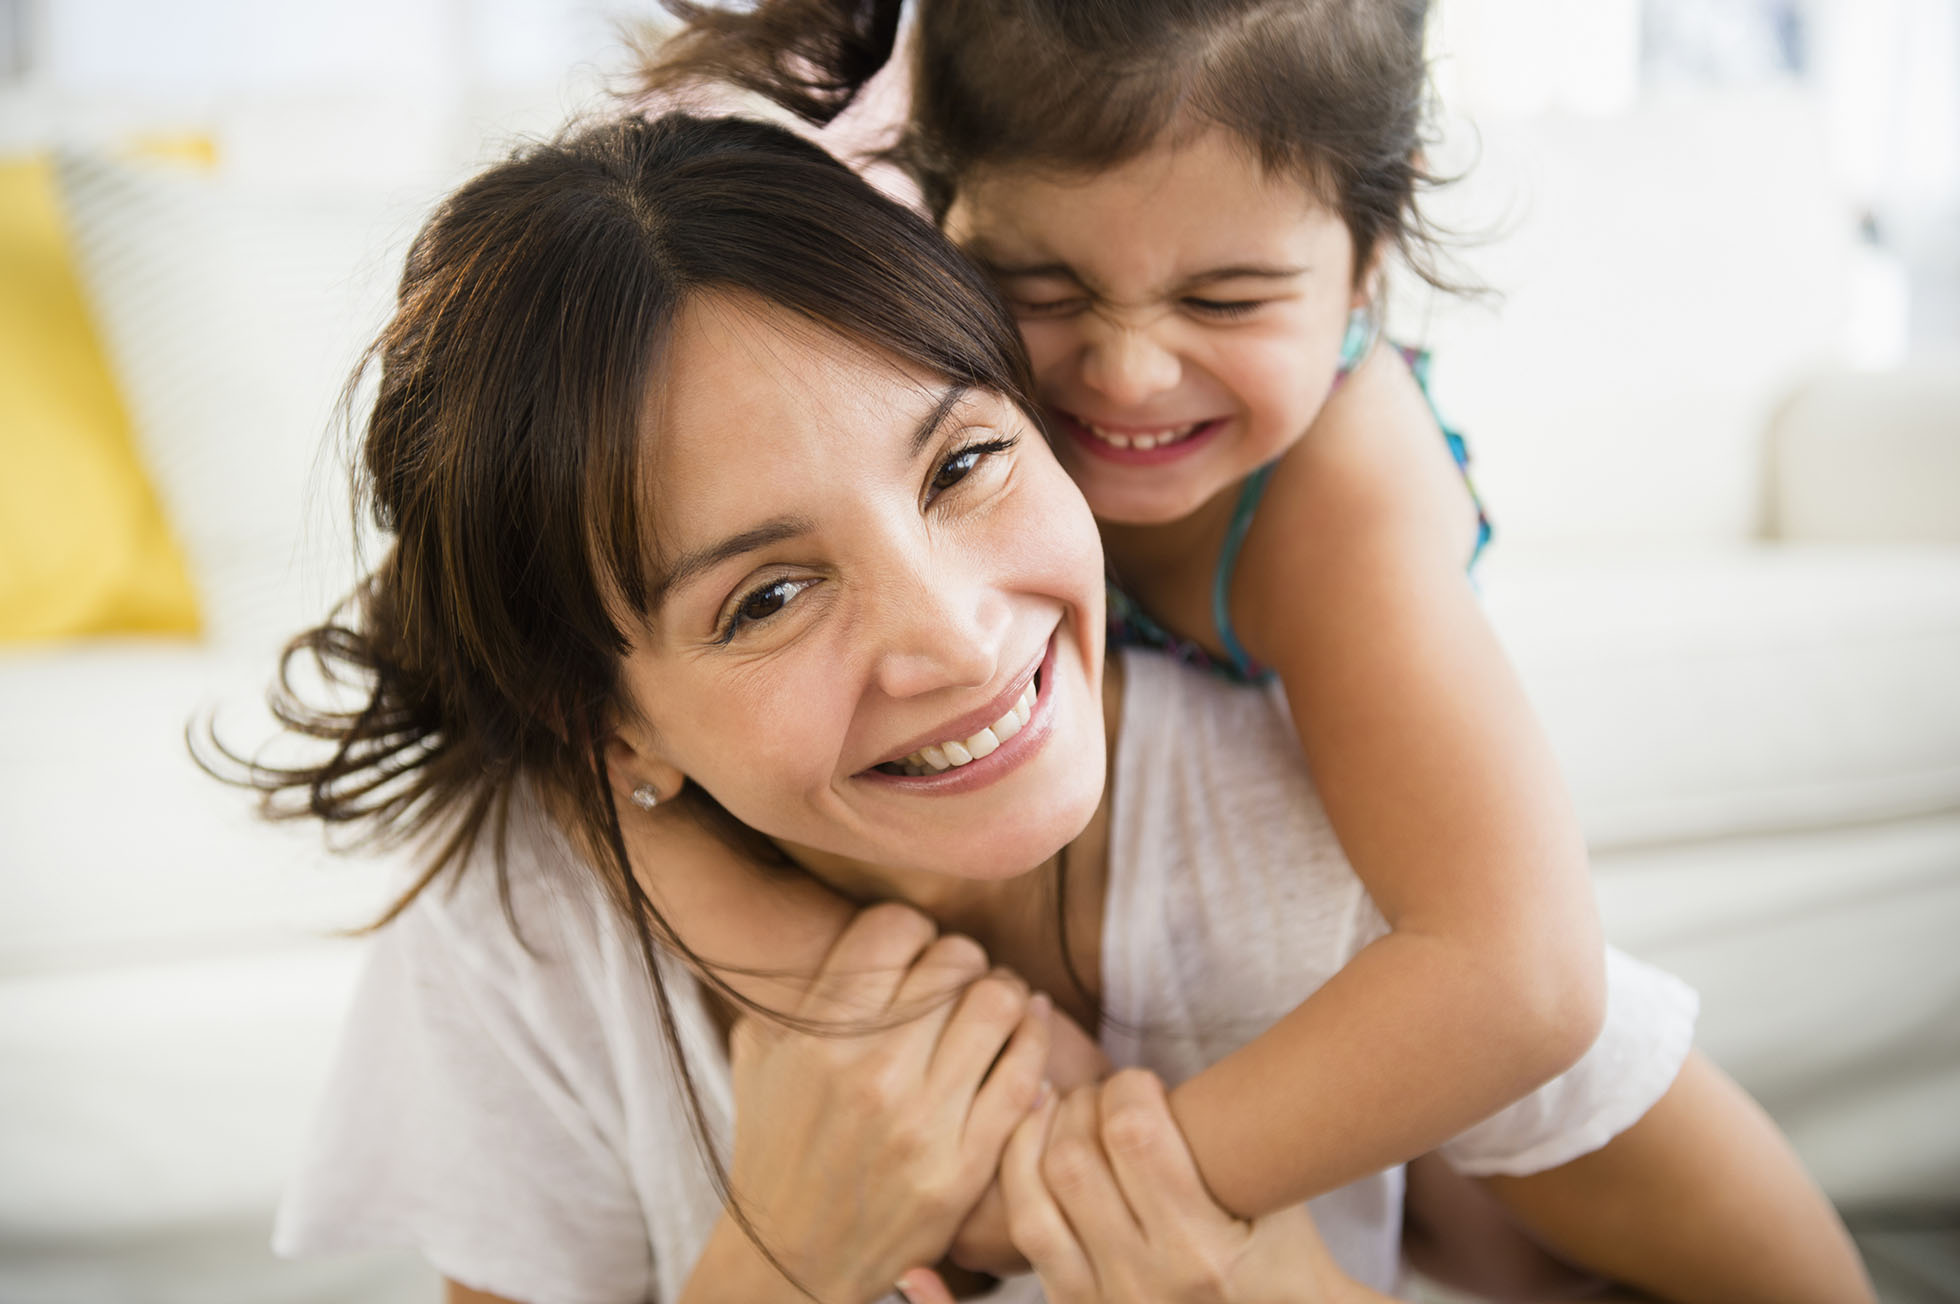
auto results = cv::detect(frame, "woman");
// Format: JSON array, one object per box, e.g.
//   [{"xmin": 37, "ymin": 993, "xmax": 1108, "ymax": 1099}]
[{"xmin": 234, "ymin": 112, "xmax": 1870, "ymax": 1303}]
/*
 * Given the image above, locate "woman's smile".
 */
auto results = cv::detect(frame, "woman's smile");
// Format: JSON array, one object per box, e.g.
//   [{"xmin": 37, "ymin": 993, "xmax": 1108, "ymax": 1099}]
[{"xmin": 861, "ymin": 628, "xmax": 1059, "ymax": 792}]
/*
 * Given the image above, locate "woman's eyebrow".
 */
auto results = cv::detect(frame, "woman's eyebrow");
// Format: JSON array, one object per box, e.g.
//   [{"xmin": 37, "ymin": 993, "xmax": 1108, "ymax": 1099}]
[
  {"xmin": 655, "ymin": 518, "xmax": 814, "ymax": 605},
  {"xmin": 652, "ymin": 387, "xmax": 970, "ymax": 605},
  {"xmin": 910, "ymin": 384, "xmax": 971, "ymax": 456}
]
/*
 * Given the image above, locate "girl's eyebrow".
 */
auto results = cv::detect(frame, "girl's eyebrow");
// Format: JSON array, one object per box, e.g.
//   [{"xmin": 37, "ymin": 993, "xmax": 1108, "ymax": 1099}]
[
  {"xmin": 1178, "ymin": 262, "xmax": 1309, "ymax": 285},
  {"xmin": 975, "ymin": 256, "xmax": 1084, "ymax": 283},
  {"xmin": 975, "ymin": 253, "xmax": 1307, "ymax": 294}
]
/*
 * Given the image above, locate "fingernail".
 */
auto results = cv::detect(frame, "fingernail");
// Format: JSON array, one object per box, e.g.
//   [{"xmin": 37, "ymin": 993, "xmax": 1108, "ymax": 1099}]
[
  {"xmin": 894, "ymin": 1281, "xmax": 918, "ymax": 1304},
  {"xmin": 1034, "ymin": 1078, "xmax": 1054, "ymax": 1108},
  {"xmin": 1029, "ymin": 992, "xmax": 1052, "ymax": 1020}
]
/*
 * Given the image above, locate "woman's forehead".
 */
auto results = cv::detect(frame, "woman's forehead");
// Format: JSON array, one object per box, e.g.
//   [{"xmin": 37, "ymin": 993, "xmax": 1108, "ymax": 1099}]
[{"xmin": 638, "ymin": 294, "xmax": 957, "ymax": 545}]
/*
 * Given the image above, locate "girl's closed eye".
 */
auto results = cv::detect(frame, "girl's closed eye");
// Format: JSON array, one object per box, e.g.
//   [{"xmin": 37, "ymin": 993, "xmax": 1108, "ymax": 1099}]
[
  {"xmin": 1009, "ymin": 295, "xmax": 1090, "ymax": 318},
  {"xmin": 1181, "ymin": 296, "xmax": 1264, "ymax": 319}
]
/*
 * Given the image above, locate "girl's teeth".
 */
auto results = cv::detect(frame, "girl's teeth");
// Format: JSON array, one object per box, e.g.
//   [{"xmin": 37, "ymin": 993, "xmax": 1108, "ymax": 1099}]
[
  {"xmin": 919, "ymin": 743, "xmax": 950, "ymax": 770},
  {"xmin": 941, "ymin": 740, "xmax": 974, "ymax": 766},
  {"xmin": 1085, "ymin": 420, "xmax": 1200, "ymax": 450}
]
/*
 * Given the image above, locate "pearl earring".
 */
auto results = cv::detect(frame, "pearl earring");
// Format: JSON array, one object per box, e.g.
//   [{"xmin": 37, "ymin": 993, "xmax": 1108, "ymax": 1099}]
[{"xmin": 629, "ymin": 784, "xmax": 661, "ymax": 811}]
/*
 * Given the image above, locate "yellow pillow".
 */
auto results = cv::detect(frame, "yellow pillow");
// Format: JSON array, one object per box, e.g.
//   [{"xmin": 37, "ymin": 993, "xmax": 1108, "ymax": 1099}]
[{"xmin": 0, "ymin": 155, "xmax": 200, "ymax": 641}]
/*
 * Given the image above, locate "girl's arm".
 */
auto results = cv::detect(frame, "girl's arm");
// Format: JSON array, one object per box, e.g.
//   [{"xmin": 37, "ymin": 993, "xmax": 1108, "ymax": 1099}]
[{"xmin": 1168, "ymin": 346, "xmax": 1607, "ymax": 1217}]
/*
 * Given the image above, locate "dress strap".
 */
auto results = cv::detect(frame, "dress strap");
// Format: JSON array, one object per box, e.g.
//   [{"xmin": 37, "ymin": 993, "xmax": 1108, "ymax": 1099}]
[{"xmin": 1211, "ymin": 463, "xmax": 1277, "ymax": 681}]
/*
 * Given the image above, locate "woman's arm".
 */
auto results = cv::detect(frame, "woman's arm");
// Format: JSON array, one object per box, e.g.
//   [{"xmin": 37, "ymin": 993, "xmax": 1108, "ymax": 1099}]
[{"xmin": 1167, "ymin": 348, "xmax": 1605, "ymax": 1217}]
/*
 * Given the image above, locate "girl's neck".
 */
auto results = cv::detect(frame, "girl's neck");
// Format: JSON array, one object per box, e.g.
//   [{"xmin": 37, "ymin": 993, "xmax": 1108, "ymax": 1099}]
[{"xmin": 1098, "ymin": 475, "xmax": 1243, "ymax": 583}]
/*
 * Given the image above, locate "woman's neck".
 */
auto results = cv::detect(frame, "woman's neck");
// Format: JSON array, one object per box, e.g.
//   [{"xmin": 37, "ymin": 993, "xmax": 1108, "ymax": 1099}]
[{"xmin": 777, "ymin": 654, "xmax": 1124, "ymax": 1011}]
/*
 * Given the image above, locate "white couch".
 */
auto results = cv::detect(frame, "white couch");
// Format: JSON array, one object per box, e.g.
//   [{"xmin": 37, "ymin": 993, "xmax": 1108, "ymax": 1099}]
[{"xmin": 3, "ymin": 91, "xmax": 1956, "ymax": 1303}]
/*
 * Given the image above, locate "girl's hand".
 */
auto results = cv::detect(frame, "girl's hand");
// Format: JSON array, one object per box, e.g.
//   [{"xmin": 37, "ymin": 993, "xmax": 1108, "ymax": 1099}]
[
  {"xmin": 910, "ymin": 1069, "xmax": 1378, "ymax": 1304},
  {"xmin": 720, "ymin": 902, "xmax": 1051, "ymax": 1303}
]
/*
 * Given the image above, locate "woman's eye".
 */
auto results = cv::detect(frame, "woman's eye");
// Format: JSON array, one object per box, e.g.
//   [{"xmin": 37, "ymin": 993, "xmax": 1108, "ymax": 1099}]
[
  {"xmin": 929, "ymin": 437, "xmax": 1017, "ymax": 500},
  {"xmin": 718, "ymin": 577, "xmax": 814, "ymax": 642},
  {"xmin": 1183, "ymin": 297, "xmax": 1263, "ymax": 319}
]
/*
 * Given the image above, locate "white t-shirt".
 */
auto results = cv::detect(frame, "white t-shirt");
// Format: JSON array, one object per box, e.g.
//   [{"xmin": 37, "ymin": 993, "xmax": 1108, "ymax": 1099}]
[{"xmin": 275, "ymin": 649, "xmax": 1697, "ymax": 1303}]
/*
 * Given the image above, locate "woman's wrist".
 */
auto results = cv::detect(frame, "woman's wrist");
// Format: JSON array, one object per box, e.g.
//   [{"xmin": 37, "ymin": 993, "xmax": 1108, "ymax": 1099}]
[{"xmin": 681, "ymin": 1215, "xmax": 842, "ymax": 1304}]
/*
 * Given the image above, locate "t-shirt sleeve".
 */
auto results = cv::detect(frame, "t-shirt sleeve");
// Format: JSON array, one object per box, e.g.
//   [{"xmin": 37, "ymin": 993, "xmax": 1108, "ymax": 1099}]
[
  {"xmin": 1436, "ymin": 945, "xmax": 1699, "ymax": 1178},
  {"xmin": 272, "ymin": 890, "xmax": 655, "ymax": 1304}
]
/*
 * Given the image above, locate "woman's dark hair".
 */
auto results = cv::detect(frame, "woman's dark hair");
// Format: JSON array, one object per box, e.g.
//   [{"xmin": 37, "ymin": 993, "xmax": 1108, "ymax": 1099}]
[
  {"xmin": 642, "ymin": 0, "xmax": 1457, "ymax": 291},
  {"xmin": 198, "ymin": 111, "xmax": 1039, "ymax": 1279}
]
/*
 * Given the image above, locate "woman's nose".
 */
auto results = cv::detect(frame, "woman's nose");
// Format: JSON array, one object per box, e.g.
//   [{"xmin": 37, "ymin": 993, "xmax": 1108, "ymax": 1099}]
[
  {"xmin": 871, "ymin": 559, "xmax": 1011, "ymax": 702},
  {"xmin": 1078, "ymin": 316, "xmax": 1181, "ymax": 408}
]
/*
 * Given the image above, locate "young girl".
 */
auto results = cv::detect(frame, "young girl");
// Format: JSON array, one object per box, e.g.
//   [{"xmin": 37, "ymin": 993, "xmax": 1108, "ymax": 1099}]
[{"xmin": 646, "ymin": 0, "xmax": 1606, "ymax": 1219}]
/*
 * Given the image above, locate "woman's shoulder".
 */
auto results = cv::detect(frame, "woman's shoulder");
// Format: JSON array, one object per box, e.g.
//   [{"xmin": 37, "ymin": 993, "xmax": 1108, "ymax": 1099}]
[{"xmin": 385, "ymin": 784, "xmax": 629, "ymax": 988}]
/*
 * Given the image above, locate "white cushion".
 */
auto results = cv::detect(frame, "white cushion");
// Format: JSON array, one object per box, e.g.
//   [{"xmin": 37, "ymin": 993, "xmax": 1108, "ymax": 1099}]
[
  {"xmin": 54, "ymin": 153, "xmax": 431, "ymax": 648},
  {"xmin": 0, "ymin": 641, "xmax": 408, "ymax": 973},
  {"xmin": 1484, "ymin": 544, "xmax": 1960, "ymax": 850},
  {"xmin": 1769, "ymin": 358, "xmax": 1960, "ymax": 545},
  {"xmin": 0, "ymin": 943, "xmax": 433, "ymax": 1304}
]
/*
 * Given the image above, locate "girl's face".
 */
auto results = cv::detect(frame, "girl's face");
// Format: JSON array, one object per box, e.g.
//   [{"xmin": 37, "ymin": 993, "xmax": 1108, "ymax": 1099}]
[
  {"xmin": 947, "ymin": 129, "xmax": 1367, "ymax": 526},
  {"xmin": 619, "ymin": 293, "xmax": 1108, "ymax": 882}
]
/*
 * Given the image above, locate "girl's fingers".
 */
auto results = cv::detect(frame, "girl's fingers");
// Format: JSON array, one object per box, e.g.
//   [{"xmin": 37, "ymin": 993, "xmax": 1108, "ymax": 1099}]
[
  {"xmin": 999, "ymin": 1092, "xmax": 1095, "ymax": 1301},
  {"xmin": 1095, "ymin": 1069, "xmax": 1229, "ymax": 1238},
  {"xmin": 1040, "ymin": 1085, "xmax": 1146, "ymax": 1270},
  {"xmin": 961, "ymin": 993, "xmax": 1051, "ymax": 1151},
  {"xmin": 894, "ymin": 1267, "xmax": 958, "ymax": 1304},
  {"xmin": 800, "ymin": 903, "xmax": 940, "ymax": 1021}
]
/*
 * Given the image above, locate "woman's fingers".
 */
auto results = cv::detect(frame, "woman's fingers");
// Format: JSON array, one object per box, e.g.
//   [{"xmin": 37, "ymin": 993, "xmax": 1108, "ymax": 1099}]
[
  {"xmin": 799, "ymin": 902, "xmax": 939, "ymax": 1020},
  {"xmin": 1040, "ymin": 1085, "xmax": 1147, "ymax": 1271},
  {"xmin": 1095, "ymin": 1069, "xmax": 1229, "ymax": 1238},
  {"xmin": 959, "ymin": 990, "xmax": 1051, "ymax": 1151},
  {"xmin": 999, "ymin": 1091, "xmax": 1095, "ymax": 1301},
  {"xmin": 929, "ymin": 968, "xmax": 1033, "ymax": 1100}
]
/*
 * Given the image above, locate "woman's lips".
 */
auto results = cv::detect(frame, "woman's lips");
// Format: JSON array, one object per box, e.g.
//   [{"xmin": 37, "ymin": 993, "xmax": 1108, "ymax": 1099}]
[{"xmin": 859, "ymin": 633, "xmax": 1060, "ymax": 796}]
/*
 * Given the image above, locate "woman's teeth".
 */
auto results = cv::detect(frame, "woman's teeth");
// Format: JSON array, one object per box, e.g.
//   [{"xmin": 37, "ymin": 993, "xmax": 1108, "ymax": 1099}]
[
  {"xmin": 882, "ymin": 680, "xmax": 1037, "ymax": 777},
  {"xmin": 1081, "ymin": 419, "xmax": 1204, "ymax": 451}
]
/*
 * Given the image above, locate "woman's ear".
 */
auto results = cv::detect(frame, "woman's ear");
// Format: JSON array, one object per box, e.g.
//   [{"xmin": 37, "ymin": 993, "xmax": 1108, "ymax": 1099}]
[{"xmin": 603, "ymin": 730, "xmax": 689, "ymax": 813}]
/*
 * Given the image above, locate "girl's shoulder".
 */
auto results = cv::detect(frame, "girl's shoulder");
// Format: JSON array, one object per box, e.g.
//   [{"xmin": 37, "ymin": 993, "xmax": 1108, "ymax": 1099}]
[{"xmin": 1234, "ymin": 342, "xmax": 1485, "ymax": 648}]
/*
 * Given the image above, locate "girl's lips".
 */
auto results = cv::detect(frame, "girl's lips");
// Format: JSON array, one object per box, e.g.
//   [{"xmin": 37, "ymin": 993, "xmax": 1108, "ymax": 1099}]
[
  {"xmin": 1055, "ymin": 411, "xmax": 1227, "ymax": 466},
  {"xmin": 858, "ymin": 632, "xmax": 1060, "ymax": 796}
]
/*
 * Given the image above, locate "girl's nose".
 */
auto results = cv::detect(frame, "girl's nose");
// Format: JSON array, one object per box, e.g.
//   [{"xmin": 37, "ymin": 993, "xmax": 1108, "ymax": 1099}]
[{"xmin": 1078, "ymin": 317, "xmax": 1181, "ymax": 408}]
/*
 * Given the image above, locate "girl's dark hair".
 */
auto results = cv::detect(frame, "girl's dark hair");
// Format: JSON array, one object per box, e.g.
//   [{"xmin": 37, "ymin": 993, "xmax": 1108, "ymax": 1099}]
[
  {"xmin": 643, "ymin": 0, "xmax": 1456, "ymax": 290},
  {"xmin": 199, "ymin": 110, "xmax": 1037, "ymax": 1275}
]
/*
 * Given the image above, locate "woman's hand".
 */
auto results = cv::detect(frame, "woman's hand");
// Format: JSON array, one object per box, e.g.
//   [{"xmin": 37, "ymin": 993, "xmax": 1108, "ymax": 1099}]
[
  {"xmin": 708, "ymin": 902, "xmax": 1051, "ymax": 1304},
  {"xmin": 906, "ymin": 1069, "xmax": 1383, "ymax": 1304}
]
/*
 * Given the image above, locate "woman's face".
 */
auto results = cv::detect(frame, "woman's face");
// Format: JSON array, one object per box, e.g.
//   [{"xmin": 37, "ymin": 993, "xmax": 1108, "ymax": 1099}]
[{"xmin": 619, "ymin": 293, "xmax": 1108, "ymax": 882}]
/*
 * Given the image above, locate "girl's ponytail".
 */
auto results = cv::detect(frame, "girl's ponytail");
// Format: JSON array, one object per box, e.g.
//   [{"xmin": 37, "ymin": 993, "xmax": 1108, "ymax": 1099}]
[{"xmin": 642, "ymin": 0, "xmax": 903, "ymax": 127}]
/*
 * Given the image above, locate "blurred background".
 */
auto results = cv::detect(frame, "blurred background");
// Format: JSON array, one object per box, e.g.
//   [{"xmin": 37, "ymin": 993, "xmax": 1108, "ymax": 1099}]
[{"xmin": 2, "ymin": 1, "xmax": 1957, "ymax": 1301}]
